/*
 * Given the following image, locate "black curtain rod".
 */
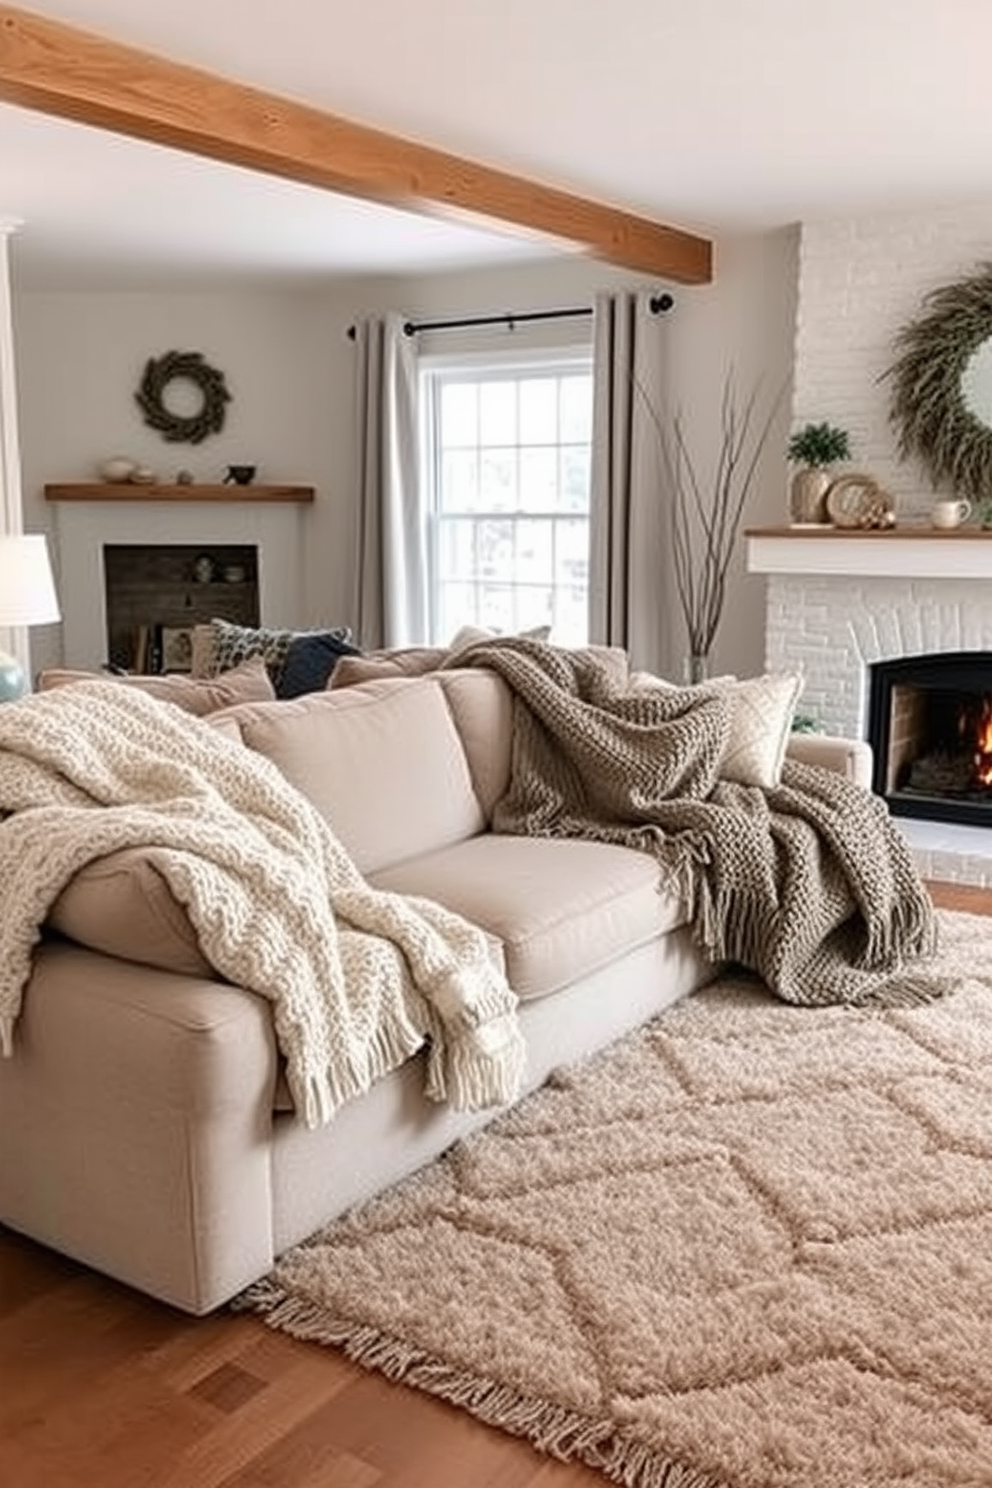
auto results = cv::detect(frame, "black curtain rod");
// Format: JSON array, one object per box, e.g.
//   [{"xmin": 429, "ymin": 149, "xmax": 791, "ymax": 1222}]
[
  {"xmin": 345, "ymin": 292, "xmax": 673, "ymax": 341},
  {"xmin": 402, "ymin": 293, "xmax": 674, "ymax": 337}
]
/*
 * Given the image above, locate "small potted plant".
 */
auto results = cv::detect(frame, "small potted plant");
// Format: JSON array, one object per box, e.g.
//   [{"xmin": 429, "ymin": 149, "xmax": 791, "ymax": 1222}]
[{"xmin": 787, "ymin": 421, "xmax": 851, "ymax": 524}]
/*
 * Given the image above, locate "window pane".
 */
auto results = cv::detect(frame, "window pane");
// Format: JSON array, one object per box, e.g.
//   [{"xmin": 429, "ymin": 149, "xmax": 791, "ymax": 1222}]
[
  {"xmin": 437, "ymin": 581, "xmax": 477, "ymax": 640},
  {"xmin": 440, "ymin": 450, "xmax": 479, "ymax": 512},
  {"xmin": 555, "ymin": 518, "xmax": 590, "ymax": 586},
  {"xmin": 478, "ymin": 584, "xmax": 515, "ymax": 632},
  {"xmin": 561, "ymin": 446, "xmax": 591, "ymax": 512},
  {"xmin": 519, "ymin": 379, "xmax": 557, "ymax": 444},
  {"xmin": 479, "ymin": 381, "xmax": 516, "ymax": 444},
  {"xmin": 480, "ymin": 449, "xmax": 516, "ymax": 512},
  {"xmin": 438, "ymin": 518, "xmax": 477, "ymax": 578},
  {"xmin": 515, "ymin": 586, "xmax": 554, "ymax": 631},
  {"xmin": 476, "ymin": 519, "xmax": 514, "ymax": 579},
  {"xmin": 440, "ymin": 382, "xmax": 477, "ymax": 447},
  {"xmin": 560, "ymin": 375, "xmax": 592, "ymax": 443},
  {"xmin": 554, "ymin": 587, "xmax": 589, "ymax": 647},
  {"xmin": 515, "ymin": 520, "xmax": 553, "ymax": 583},
  {"xmin": 519, "ymin": 448, "xmax": 558, "ymax": 512}
]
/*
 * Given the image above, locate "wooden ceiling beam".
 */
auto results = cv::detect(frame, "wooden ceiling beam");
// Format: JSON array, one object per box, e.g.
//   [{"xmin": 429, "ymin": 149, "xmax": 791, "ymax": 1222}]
[{"xmin": 0, "ymin": 4, "xmax": 712, "ymax": 284}]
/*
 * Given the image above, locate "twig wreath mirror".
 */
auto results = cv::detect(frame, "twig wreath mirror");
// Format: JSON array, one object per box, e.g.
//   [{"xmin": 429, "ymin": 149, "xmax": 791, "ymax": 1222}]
[
  {"xmin": 135, "ymin": 350, "xmax": 231, "ymax": 444},
  {"xmin": 885, "ymin": 262, "xmax": 992, "ymax": 500}
]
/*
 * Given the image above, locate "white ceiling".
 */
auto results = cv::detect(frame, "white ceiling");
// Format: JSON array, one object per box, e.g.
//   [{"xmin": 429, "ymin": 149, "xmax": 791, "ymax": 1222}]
[{"xmin": 4, "ymin": 0, "xmax": 992, "ymax": 288}]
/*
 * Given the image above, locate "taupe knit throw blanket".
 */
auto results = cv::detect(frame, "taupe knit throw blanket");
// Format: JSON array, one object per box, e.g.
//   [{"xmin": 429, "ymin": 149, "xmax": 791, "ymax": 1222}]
[
  {"xmin": 449, "ymin": 639, "xmax": 944, "ymax": 1007},
  {"xmin": 0, "ymin": 680, "xmax": 524, "ymax": 1127}
]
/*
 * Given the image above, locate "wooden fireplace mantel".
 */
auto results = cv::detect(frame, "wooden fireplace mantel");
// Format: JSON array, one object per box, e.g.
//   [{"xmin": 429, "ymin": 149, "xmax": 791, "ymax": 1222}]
[
  {"xmin": 745, "ymin": 525, "xmax": 992, "ymax": 581},
  {"xmin": 44, "ymin": 483, "xmax": 315, "ymax": 504}
]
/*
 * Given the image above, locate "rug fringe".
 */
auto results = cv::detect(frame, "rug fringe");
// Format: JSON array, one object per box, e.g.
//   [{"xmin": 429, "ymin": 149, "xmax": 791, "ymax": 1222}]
[{"xmin": 237, "ymin": 1278, "xmax": 730, "ymax": 1488}]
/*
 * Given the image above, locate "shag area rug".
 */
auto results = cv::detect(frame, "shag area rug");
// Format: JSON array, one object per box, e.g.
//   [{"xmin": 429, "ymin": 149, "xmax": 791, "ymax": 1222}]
[{"xmin": 243, "ymin": 909, "xmax": 992, "ymax": 1488}]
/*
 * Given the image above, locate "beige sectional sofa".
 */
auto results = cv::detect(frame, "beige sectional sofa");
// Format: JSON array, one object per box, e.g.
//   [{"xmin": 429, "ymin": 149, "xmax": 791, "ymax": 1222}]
[{"xmin": 0, "ymin": 668, "xmax": 872, "ymax": 1314}]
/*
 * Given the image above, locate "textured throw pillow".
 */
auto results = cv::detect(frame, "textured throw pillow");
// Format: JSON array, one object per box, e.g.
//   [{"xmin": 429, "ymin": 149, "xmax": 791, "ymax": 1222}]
[
  {"xmin": 208, "ymin": 618, "xmax": 353, "ymax": 696},
  {"xmin": 627, "ymin": 668, "xmax": 802, "ymax": 789},
  {"xmin": 37, "ymin": 656, "xmax": 276, "ymax": 716},
  {"xmin": 448, "ymin": 623, "xmax": 552, "ymax": 657},
  {"xmin": 719, "ymin": 673, "xmax": 803, "ymax": 789}
]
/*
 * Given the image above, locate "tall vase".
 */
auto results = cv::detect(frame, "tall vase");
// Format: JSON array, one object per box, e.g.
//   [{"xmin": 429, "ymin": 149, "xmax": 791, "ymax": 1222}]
[
  {"xmin": 788, "ymin": 466, "xmax": 833, "ymax": 525},
  {"xmin": 683, "ymin": 653, "xmax": 710, "ymax": 685}
]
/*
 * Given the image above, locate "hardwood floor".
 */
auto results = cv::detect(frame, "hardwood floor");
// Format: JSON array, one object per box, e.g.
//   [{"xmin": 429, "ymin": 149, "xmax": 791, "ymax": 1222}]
[{"xmin": 2, "ymin": 880, "xmax": 989, "ymax": 1488}]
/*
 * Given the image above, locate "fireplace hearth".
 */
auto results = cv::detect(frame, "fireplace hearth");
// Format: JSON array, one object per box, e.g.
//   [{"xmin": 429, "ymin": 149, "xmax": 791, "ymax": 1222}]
[{"xmin": 868, "ymin": 652, "xmax": 992, "ymax": 826}]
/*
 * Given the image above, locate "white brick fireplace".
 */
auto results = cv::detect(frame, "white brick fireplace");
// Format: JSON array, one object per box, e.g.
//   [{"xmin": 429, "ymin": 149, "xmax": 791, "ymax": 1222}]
[{"xmin": 748, "ymin": 528, "xmax": 992, "ymax": 886}]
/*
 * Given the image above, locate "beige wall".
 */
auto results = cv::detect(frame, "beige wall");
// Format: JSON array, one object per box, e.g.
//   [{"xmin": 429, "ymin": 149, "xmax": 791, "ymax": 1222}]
[{"xmin": 13, "ymin": 232, "xmax": 797, "ymax": 678}]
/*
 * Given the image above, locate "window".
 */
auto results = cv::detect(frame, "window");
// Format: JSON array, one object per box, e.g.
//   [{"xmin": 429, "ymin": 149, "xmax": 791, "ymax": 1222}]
[{"xmin": 421, "ymin": 351, "xmax": 593, "ymax": 646}]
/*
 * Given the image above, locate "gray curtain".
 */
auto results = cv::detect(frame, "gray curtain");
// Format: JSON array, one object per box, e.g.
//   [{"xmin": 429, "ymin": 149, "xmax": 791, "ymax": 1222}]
[
  {"xmin": 588, "ymin": 290, "xmax": 669, "ymax": 674},
  {"xmin": 352, "ymin": 313, "xmax": 427, "ymax": 648}
]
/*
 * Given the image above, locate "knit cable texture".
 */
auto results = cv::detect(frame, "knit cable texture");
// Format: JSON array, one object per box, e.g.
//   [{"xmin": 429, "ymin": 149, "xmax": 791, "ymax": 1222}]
[
  {"xmin": 0, "ymin": 680, "xmax": 525, "ymax": 1127},
  {"xmin": 446, "ymin": 638, "xmax": 947, "ymax": 1010}
]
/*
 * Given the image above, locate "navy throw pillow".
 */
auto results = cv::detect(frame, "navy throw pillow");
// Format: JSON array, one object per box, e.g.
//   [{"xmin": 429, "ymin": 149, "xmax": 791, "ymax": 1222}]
[{"xmin": 277, "ymin": 631, "xmax": 362, "ymax": 699}]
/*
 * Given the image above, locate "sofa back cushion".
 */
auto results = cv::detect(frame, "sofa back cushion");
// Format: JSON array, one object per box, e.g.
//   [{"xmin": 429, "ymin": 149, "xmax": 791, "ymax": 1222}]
[
  {"xmin": 433, "ymin": 669, "xmax": 514, "ymax": 820},
  {"xmin": 37, "ymin": 656, "xmax": 276, "ymax": 715},
  {"xmin": 218, "ymin": 677, "xmax": 486, "ymax": 874}
]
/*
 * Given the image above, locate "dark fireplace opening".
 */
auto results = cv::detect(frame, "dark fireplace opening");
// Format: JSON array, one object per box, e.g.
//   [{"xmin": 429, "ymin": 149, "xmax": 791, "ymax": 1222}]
[
  {"xmin": 867, "ymin": 652, "xmax": 992, "ymax": 826},
  {"xmin": 103, "ymin": 544, "xmax": 260, "ymax": 673}
]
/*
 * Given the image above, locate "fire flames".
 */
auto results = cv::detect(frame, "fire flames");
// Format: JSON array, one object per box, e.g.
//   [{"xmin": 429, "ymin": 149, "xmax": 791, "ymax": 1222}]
[{"xmin": 971, "ymin": 699, "xmax": 992, "ymax": 786}]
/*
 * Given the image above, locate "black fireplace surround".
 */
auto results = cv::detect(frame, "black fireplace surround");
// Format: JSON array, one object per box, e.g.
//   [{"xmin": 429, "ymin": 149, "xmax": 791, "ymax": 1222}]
[{"xmin": 868, "ymin": 651, "xmax": 992, "ymax": 826}]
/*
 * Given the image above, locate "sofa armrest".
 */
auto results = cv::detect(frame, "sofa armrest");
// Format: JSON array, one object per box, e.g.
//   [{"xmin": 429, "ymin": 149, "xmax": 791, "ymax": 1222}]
[
  {"xmin": 785, "ymin": 732, "xmax": 872, "ymax": 789},
  {"xmin": 0, "ymin": 942, "xmax": 279, "ymax": 1313}
]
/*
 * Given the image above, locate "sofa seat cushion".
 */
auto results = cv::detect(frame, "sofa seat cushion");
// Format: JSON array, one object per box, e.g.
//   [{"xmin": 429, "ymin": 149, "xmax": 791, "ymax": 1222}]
[{"xmin": 369, "ymin": 834, "xmax": 686, "ymax": 1002}]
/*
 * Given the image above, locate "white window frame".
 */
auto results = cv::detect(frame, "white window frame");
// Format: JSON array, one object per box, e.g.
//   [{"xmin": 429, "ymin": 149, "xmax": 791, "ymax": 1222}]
[{"xmin": 418, "ymin": 343, "xmax": 594, "ymax": 646}]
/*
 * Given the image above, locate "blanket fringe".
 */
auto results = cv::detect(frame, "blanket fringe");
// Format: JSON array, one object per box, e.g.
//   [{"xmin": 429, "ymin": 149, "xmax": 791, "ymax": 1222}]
[
  {"xmin": 441, "ymin": 1017, "xmax": 528, "ymax": 1111},
  {"xmin": 237, "ymin": 1277, "xmax": 731, "ymax": 1488},
  {"xmin": 293, "ymin": 1018, "xmax": 427, "ymax": 1129},
  {"xmin": 0, "ymin": 1014, "xmax": 11, "ymax": 1057}
]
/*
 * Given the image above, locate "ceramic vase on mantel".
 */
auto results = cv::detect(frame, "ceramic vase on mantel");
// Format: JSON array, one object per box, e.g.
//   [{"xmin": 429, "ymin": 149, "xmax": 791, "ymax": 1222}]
[{"xmin": 788, "ymin": 466, "xmax": 833, "ymax": 525}]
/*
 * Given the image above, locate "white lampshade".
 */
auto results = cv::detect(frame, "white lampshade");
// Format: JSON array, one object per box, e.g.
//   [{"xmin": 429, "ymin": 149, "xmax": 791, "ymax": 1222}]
[{"xmin": 0, "ymin": 534, "xmax": 60, "ymax": 627}]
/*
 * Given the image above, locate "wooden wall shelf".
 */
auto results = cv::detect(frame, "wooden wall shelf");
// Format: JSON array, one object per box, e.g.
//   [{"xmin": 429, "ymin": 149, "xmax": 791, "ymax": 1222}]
[{"xmin": 44, "ymin": 483, "xmax": 315, "ymax": 504}]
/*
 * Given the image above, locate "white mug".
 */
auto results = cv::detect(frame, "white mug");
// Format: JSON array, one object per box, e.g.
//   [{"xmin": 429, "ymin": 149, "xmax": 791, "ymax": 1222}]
[{"xmin": 930, "ymin": 498, "xmax": 972, "ymax": 529}]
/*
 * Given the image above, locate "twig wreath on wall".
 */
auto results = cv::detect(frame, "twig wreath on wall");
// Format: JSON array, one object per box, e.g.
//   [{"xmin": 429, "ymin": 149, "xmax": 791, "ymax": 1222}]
[
  {"xmin": 135, "ymin": 350, "xmax": 231, "ymax": 444},
  {"xmin": 885, "ymin": 262, "xmax": 992, "ymax": 500}
]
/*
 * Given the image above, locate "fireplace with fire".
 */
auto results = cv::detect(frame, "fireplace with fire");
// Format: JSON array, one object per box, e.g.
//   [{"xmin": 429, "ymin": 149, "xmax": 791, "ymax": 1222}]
[{"xmin": 867, "ymin": 652, "xmax": 992, "ymax": 826}]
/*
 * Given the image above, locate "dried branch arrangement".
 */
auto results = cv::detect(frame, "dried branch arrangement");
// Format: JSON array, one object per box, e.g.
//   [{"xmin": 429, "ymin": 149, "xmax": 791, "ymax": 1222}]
[
  {"xmin": 884, "ymin": 262, "xmax": 992, "ymax": 499},
  {"xmin": 639, "ymin": 373, "xmax": 785, "ymax": 663}
]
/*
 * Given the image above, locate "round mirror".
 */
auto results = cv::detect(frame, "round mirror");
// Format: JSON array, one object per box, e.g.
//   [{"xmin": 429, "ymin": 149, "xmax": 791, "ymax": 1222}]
[{"xmin": 885, "ymin": 262, "xmax": 992, "ymax": 500}]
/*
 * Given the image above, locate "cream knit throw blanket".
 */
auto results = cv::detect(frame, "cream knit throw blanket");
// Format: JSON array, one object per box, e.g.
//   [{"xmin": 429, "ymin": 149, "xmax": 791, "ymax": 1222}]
[
  {"xmin": 0, "ymin": 680, "xmax": 525, "ymax": 1127},
  {"xmin": 449, "ymin": 638, "xmax": 947, "ymax": 1008}
]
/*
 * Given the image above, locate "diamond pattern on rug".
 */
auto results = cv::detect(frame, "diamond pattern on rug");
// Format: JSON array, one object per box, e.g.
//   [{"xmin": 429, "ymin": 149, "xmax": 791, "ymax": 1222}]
[{"xmin": 243, "ymin": 908, "xmax": 992, "ymax": 1488}]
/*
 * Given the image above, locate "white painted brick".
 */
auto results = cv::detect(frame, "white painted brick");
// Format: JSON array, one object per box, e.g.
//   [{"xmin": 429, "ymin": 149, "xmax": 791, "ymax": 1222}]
[{"xmin": 795, "ymin": 203, "xmax": 992, "ymax": 522}]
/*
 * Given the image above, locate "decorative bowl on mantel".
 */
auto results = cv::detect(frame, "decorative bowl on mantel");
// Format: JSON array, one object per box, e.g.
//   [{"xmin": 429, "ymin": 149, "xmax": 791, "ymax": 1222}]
[
  {"xmin": 98, "ymin": 456, "xmax": 137, "ymax": 483},
  {"xmin": 825, "ymin": 473, "xmax": 896, "ymax": 529}
]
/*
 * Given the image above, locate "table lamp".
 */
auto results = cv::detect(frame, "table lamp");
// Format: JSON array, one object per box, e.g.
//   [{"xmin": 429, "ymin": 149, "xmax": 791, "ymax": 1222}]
[{"xmin": 0, "ymin": 533, "xmax": 61, "ymax": 700}]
